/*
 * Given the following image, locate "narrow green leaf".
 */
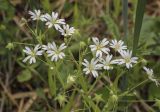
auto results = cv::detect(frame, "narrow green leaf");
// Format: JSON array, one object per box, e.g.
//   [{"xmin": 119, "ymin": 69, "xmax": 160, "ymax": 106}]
[
  {"xmin": 113, "ymin": 0, "xmax": 121, "ymax": 18},
  {"xmin": 122, "ymin": 0, "xmax": 128, "ymax": 41},
  {"xmin": 48, "ymin": 68, "xmax": 56, "ymax": 96},
  {"xmin": 83, "ymin": 95, "xmax": 101, "ymax": 112},
  {"xmin": 133, "ymin": 0, "xmax": 147, "ymax": 54},
  {"xmin": 41, "ymin": 0, "xmax": 51, "ymax": 11},
  {"xmin": 62, "ymin": 91, "xmax": 76, "ymax": 112},
  {"xmin": 73, "ymin": 2, "xmax": 79, "ymax": 27}
]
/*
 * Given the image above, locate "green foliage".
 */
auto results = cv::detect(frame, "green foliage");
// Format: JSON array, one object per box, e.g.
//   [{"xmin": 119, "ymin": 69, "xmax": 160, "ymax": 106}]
[
  {"xmin": 17, "ymin": 69, "xmax": 32, "ymax": 82},
  {"xmin": 133, "ymin": 0, "xmax": 147, "ymax": 54},
  {"xmin": 122, "ymin": 0, "xmax": 128, "ymax": 40},
  {"xmin": 102, "ymin": 14, "xmax": 120, "ymax": 39},
  {"xmin": 0, "ymin": 0, "xmax": 160, "ymax": 112}
]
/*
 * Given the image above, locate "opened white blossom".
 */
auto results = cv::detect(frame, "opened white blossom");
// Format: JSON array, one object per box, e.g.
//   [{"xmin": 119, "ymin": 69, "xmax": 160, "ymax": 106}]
[
  {"xmin": 23, "ymin": 44, "xmax": 43, "ymax": 64},
  {"xmin": 59, "ymin": 24, "xmax": 75, "ymax": 36},
  {"xmin": 99, "ymin": 54, "xmax": 116, "ymax": 70},
  {"xmin": 28, "ymin": 10, "xmax": 46, "ymax": 21},
  {"xmin": 44, "ymin": 12, "xmax": 65, "ymax": 30},
  {"xmin": 110, "ymin": 39, "xmax": 127, "ymax": 53},
  {"xmin": 46, "ymin": 42, "xmax": 67, "ymax": 61},
  {"xmin": 113, "ymin": 50, "xmax": 138, "ymax": 69},
  {"xmin": 143, "ymin": 67, "xmax": 159, "ymax": 86},
  {"xmin": 89, "ymin": 37, "xmax": 110, "ymax": 58},
  {"xmin": 82, "ymin": 58, "xmax": 103, "ymax": 78},
  {"xmin": 42, "ymin": 43, "xmax": 53, "ymax": 51}
]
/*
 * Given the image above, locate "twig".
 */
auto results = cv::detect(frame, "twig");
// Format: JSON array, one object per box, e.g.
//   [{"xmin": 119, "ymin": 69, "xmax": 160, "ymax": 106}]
[
  {"xmin": 18, "ymin": 98, "xmax": 24, "ymax": 112},
  {"xmin": 0, "ymin": 92, "xmax": 5, "ymax": 112},
  {"xmin": 13, "ymin": 16, "xmax": 32, "ymax": 38},
  {"xmin": 136, "ymin": 93, "xmax": 155, "ymax": 112},
  {"xmin": 0, "ymin": 79, "xmax": 18, "ymax": 106},
  {"xmin": 12, "ymin": 88, "xmax": 49, "ymax": 99},
  {"xmin": 22, "ymin": 94, "xmax": 37, "ymax": 112}
]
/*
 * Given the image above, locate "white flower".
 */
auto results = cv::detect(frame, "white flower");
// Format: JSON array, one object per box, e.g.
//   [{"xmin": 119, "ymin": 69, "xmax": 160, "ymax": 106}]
[
  {"xmin": 143, "ymin": 67, "xmax": 159, "ymax": 86},
  {"xmin": 89, "ymin": 37, "xmax": 110, "ymax": 58},
  {"xmin": 82, "ymin": 58, "xmax": 103, "ymax": 78},
  {"xmin": 44, "ymin": 12, "xmax": 65, "ymax": 30},
  {"xmin": 28, "ymin": 10, "xmax": 46, "ymax": 21},
  {"xmin": 46, "ymin": 42, "xmax": 67, "ymax": 61},
  {"xmin": 110, "ymin": 39, "xmax": 127, "ymax": 53},
  {"xmin": 42, "ymin": 43, "xmax": 53, "ymax": 51},
  {"xmin": 59, "ymin": 24, "xmax": 75, "ymax": 36},
  {"xmin": 113, "ymin": 50, "xmax": 138, "ymax": 69},
  {"xmin": 23, "ymin": 44, "xmax": 43, "ymax": 64},
  {"xmin": 99, "ymin": 54, "xmax": 116, "ymax": 70}
]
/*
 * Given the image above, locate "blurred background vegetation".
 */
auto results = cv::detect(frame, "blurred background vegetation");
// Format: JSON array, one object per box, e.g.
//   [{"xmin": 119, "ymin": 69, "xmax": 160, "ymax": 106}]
[{"xmin": 0, "ymin": 0, "xmax": 160, "ymax": 112}]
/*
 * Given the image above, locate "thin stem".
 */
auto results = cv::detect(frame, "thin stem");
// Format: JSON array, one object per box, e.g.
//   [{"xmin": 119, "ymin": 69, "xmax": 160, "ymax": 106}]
[
  {"xmin": 13, "ymin": 42, "xmax": 35, "ymax": 46},
  {"xmin": 87, "ymin": 72, "xmax": 105, "ymax": 94},
  {"xmin": 37, "ymin": 57, "xmax": 50, "ymax": 66},
  {"xmin": 25, "ymin": 22, "xmax": 37, "ymax": 38},
  {"xmin": 120, "ymin": 79, "xmax": 148, "ymax": 97},
  {"xmin": 54, "ymin": 62, "xmax": 65, "ymax": 89}
]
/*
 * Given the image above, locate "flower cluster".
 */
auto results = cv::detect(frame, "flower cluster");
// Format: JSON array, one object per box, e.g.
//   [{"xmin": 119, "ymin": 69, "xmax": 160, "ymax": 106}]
[
  {"xmin": 23, "ymin": 9, "xmax": 75, "ymax": 64},
  {"xmin": 23, "ymin": 42, "xmax": 66, "ymax": 63},
  {"xmin": 82, "ymin": 37, "xmax": 159, "ymax": 86},
  {"xmin": 83, "ymin": 37, "xmax": 138, "ymax": 77},
  {"xmin": 23, "ymin": 9, "xmax": 159, "ymax": 86},
  {"xmin": 28, "ymin": 9, "xmax": 75, "ymax": 36}
]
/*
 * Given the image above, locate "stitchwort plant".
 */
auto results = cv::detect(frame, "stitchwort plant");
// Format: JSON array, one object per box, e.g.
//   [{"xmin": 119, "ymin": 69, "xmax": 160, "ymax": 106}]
[{"xmin": 12, "ymin": 9, "xmax": 160, "ymax": 111}]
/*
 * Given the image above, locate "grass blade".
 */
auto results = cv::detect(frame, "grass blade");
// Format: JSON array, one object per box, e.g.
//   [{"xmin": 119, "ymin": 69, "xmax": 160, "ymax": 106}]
[
  {"xmin": 122, "ymin": 0, "xmax": 128, "ymax": 41},
  {"xmin": 133, "ymin": 0, "xmax": 147, "ymax": 55}
]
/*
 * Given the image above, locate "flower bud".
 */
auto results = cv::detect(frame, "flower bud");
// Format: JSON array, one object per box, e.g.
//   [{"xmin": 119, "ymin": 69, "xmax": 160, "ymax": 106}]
[
  {"xmin": 80, "ymin": 41, "xmax": 86, "ymax": 48},
  {"xmin": 141, "ymin": 58, "xmax": 147, "ymax": 65},
  {"xmin": 67, "ymin": 75, "xmax": 76, "ymax": 84},
  {"xmin": 93, "ymin": 94, "xmax": 104, "ymax": 103},
  {"xmin": 20, "ymin": 18, "xmax": 27, "ymax": 26},
  {"xmin": 0, "ymin": 24, "xmax": 6, "ymax": 30},
  {"xmin": 50, "ymin": 67, "xmax": 54, "ymax": 70},
  {"xmin": 6, "ymin": 43, "xmax": 14, "ymax": 50},
  {"xmin": 111, "ymin": 94, "xmax": 118, "ymax": 102},
  {"xmin": 55, "ymin": 94, "xmax": 67, "ymax": 107}
]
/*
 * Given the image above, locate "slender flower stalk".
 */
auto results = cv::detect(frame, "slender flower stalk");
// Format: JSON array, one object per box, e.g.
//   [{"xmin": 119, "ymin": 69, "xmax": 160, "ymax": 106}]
[
  {"xmin": 23, "ymin": 44, "xmax": 43, "ymax": 64},
  {"xmin": 89, "ymin": 37, "xmax": 110, "ymax": 58}
]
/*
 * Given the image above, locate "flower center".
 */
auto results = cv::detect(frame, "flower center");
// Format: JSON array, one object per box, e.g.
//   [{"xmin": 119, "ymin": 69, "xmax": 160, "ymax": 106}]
[
  {"xmin": 96, "ymin": 45, "xmax": 102, "ymax": 50},
  {"xmin": 105, "ymin": 63, "xmax": 110, "ymax": 66},
  {"xmin": 125, "ymin": 57, "xmax": 131, "ymax": 63},
  {"xmin": 115, "ymin": 44, "xmax": 120, "ymax": 50},
  {"xmin": 55, "ymin": 50, "xmax": 61, "ymax": 55},
  {"xmin": 89, "ymin": 64, "xmax": 94, "ymax": 71},
  {"xmin": 31, "ymin": 51, "xmax": 35, "ymax": 57},
  {"xmin": 51, "ymin": 19, "xmax": 57, "ymax": 24},
  {"xmin": 64, "ymin": 29, "xmax": 69, "ymax": 35}
]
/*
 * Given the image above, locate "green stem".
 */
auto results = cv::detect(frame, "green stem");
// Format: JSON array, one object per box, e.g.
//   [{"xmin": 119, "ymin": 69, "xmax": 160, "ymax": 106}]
[
  {"xmin": 87, "ymin": 72, "xmax": 105, "ymax": 94},
  {"xmin": 120, "ymin": 79, "xmax": 148, "ymax": 97},
  {"xmin": 13, "ymin": 42, "xmax": 35, "ymax": 46}
]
